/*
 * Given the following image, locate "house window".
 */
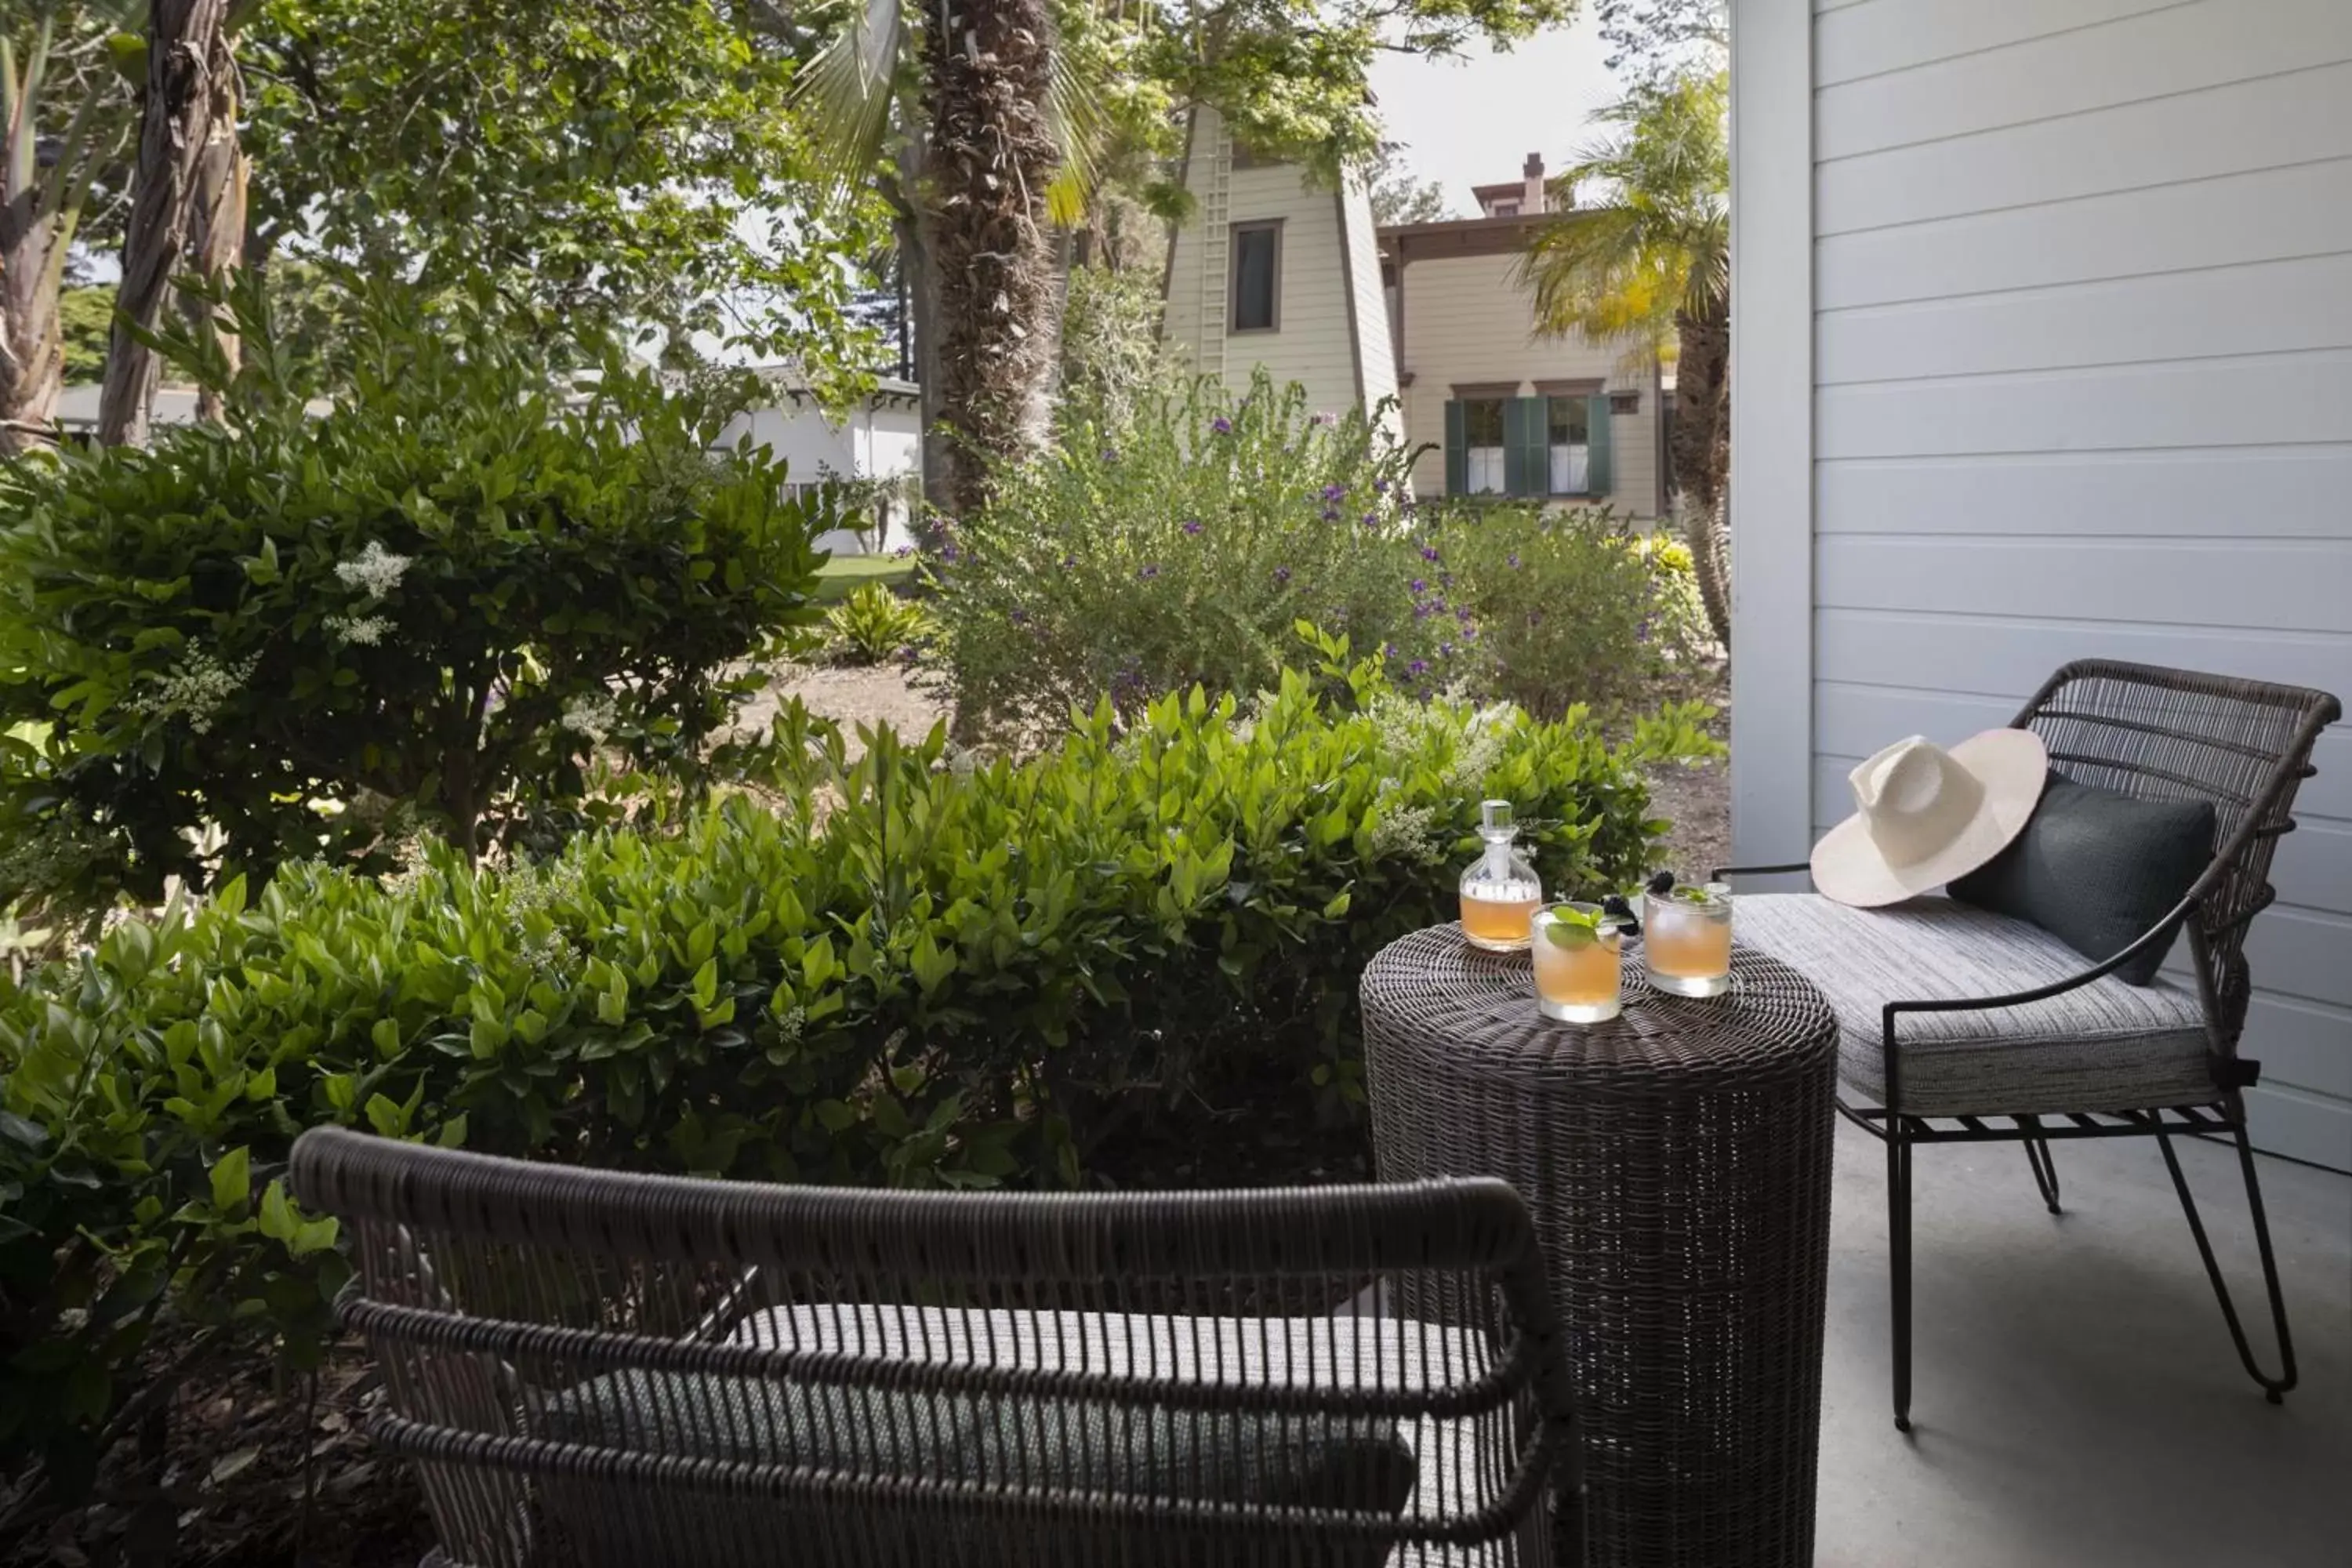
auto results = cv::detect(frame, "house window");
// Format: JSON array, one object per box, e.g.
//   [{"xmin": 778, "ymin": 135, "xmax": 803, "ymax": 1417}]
[
  {"xmin": 1230, "ymin": 221, "xmax": 1281, "ymax": 332},
  {"xmin": 1548, "ymin": 397, "xmax": 1590, "ymax": 495},
  {"xmin": 1464, "ymin": 398, "xmax": 1507, "ymax": 495},
  {"xmin": 1490, "ymin": 201, "xmax": 1519, "ymax": 216}
]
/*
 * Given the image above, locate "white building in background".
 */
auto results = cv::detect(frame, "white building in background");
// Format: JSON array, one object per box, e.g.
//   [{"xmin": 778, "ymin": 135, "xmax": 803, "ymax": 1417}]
[
  {"xmin": 719, "ymin": 370, "xmax": 924, "ymax": 557},
  {"xmin": 1378, "ymin": 154, "xmax": 1667, "ymax": 519},
  {"xmin": 1158, "ymin": 106, "xmax": 1402, "ymax": 441}
]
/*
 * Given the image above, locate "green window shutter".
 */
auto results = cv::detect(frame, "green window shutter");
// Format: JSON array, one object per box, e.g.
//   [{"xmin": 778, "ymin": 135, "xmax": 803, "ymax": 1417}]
[
  {"xmin": 1585, "ymin": 394, "xmax": 1613, "ymax": 500},
  {"xmin": 1504, "ymin": 396, "xmax": 1547, "ymax": 497},
  {"xmin": 1444, "ymin": 400, "xmax": 1467, "ymax": 495}
]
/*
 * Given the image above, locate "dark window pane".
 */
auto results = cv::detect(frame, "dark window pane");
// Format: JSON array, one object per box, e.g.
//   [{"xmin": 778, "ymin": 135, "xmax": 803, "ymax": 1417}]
[
  {"xmin": 1233, "ymin": 228, "xmax": 1278, "ymax": 330},
  {"xmin": 1464, "ymin": 398, "xmax": 1505, "ymax": 445},
  {"xmin": 1547, "ymin": 397, "xmax": 1588, "ymax": 446}
]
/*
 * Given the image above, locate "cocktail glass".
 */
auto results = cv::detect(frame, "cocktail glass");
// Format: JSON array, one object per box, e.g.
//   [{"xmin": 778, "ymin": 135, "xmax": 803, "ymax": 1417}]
[
  {"xmin": 1531, "ymin": 903, "xmax": 1627, "ymax": 1024},
  {"xmin": 1642, "ymin": 882, "xmax": 1733, "ymax": 997}
]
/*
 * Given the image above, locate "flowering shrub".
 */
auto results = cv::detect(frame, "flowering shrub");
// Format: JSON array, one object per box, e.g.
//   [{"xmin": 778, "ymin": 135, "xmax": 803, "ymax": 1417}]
[
  {"xmin": 0, "ymin": 288, "xmax": 822, "ymax": 915},
  {"xmin": 1429, "ymin": 502, "xmax": 1715, "ymax": 720},
  {"xmin": 0, "ymin": 640, "xmax": 1715, "ymax": 1501},
  {"xmin": 932, "ymin": 372, "xmax": 1434, "ymax": 736}
]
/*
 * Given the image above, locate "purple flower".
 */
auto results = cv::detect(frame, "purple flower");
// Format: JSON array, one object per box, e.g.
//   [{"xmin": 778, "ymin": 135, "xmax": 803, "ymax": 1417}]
[
  {"xmin": 1274, "ymin": 566, "xmax": 1292, "ymax": 585},
  {"xmin": 893, "ymin": 544, "xmax": 916, "ymax": 558},
  {"xmin": 1407, "ymin": 659, "xmax": 1428, "ymax": 677},
  {"xmin": 1421, "ymin": 546, "xmax": 1442, "ymax": 563},
  {"xmin": 1507, "ymin": 553, "xmax": 1521, "ymax": 569},
  {"xmin": 1311, "ymin": 411, "xmax": 1338, "ymax": 426},
  {"xmin": 939, "ymin": 543, "xmax": 961, "ymax": 563},
  {"xmin": 1372, "ymin": 478, "xmax": 1390, "ymax": 495},
  {"xmin": 1138, "ymin": 563, "xmax": 1160, "ymax": 579},
  {"xmin": 1210, "ymin": 416, "xmax": 1234, "ymax": 435},
  {"xmin": 1181, "ymin": 519, "xmax": 1203, "ymax": 535},
  {"xmin": 1526, "ymin": 611, "xmax": 1543, "ymax": 626},
  {"xmin": 1323, "ymin": 506, "xmax": 1340, "ymax": 522},
  {"xmin": 1636, "ymin": 616, "xmax": 1654, "ymax": 643},
  {"xmin": 1010, "ymin": 608, "xmax": 1029, "ymax": 624},
  {"xmin": 1360, "ymin": 512, "xmax": 1379, "ymax": 528},
  {"xmin": 1414, "ymin": 601, "xmax": 1436, "ymax": 620},
  {"xmin": 1456, "ymin": 606, "xmax": 1474, "ymax": 623},
  {"xmin": 1060, "ymin": 555, "xmax": 1077, "ymax": 570},
  {"xmin": 1439, "ymin": 641, "xmax": 1455, "ymax": 658},
  {"xmin": 1321, "ymin": 483, "xmax": 1346, "ymax": 502},
  {"xmin": 1100, "ymin": 446, "xmax": 1119, "ymax": 463},
  {"xmin": 1410, "ymin": 579, "xmax": 1427, "ymax": 593},
  {"xmin": 1382, "ymin": 642, "xmax": 1399, "ymax": 659}
]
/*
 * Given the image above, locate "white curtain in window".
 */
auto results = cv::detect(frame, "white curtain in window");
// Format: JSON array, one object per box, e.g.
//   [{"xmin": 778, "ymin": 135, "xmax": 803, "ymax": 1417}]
[
  {"xmin": 1468, "ymin": 447, "xmax": 1508, "ymax": 495},
  {"xmin": 1549, "ymin": 443, "xmax": 1588, "ymax": 495}
]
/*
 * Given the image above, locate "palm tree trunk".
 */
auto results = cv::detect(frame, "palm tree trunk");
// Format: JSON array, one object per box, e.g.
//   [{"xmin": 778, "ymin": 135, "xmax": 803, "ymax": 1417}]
[
  {"xmin": 1671, "ymin": 297, "xmax": 1731, "ymax": 647},
  {"xmin": 916, "ymin": 0, "xmax": 1059, "ymax": 524},
  {"xmin": 97, "ymin": 0, "xmax": 232, "ymax": 448}
]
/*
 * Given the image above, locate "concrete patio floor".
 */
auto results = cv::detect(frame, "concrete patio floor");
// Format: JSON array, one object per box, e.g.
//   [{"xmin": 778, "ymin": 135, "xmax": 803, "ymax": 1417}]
[{"xmin": 1813, "ymin": 1116, "xmax": 2352, "ymax": 1566}]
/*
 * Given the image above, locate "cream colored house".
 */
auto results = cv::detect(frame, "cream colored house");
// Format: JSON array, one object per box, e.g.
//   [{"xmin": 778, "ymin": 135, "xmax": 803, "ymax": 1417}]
[
  {"xmin": 1158, "ymin": 107, "xmax": 1401, "ymax": 441},
  {"xmin": 1380, "ymin": 158, "xmax": 1666, "ymax": 518}
]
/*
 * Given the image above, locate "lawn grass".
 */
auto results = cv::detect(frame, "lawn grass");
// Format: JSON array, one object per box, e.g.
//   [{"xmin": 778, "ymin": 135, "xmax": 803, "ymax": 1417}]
[{"xmin": 815, "ymin": 553, "xmax": 918, "ymax": 601}]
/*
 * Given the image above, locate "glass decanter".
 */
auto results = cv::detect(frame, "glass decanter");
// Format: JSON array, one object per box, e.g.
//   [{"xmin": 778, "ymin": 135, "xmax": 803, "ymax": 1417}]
[{"xmin": 1458, "ymin": 799, "xmax": 1542, "ymax": 952}]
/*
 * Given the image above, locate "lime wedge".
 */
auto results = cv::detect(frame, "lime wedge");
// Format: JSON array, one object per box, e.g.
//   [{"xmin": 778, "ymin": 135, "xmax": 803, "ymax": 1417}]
[{"xmin": 1542, "ymin": 920, "xmax": 1596, "ymax": 950}]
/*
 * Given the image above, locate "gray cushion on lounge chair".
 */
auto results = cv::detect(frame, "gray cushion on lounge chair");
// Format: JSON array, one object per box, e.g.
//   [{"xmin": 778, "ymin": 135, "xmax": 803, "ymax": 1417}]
[
  {"xmin": 536, "ymin": 1308, "xmax": 1421, "ymax": 1568},
  {"xmin": 1736, "ymin": 894, "xmax": 2212, "ymax": 1115}
]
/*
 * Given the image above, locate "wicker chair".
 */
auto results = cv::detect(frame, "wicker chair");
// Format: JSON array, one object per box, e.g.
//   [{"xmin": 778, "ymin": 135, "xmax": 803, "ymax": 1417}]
[
  {"xmin": 1721, "ymin": 660, "xmax": 2340, "ymax": 1432},
  {"xmin": 290, "ymin": 1127, "xmax": 1581, "ymax": 1568}
]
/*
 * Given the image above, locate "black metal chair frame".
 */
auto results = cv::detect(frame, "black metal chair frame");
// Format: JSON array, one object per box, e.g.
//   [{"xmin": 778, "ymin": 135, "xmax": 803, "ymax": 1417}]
[{"xmin": 1721, "ymin": 659, "xmax": 2340, "ymax": 1433}]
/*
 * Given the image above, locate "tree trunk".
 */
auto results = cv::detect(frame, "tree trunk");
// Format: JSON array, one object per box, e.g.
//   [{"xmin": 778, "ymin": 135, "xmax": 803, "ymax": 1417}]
[
  {"xmin": 0, "ymin": 21, "xmax": 111, "ymax": 456},
  {"xmin": 1671, "ymin": 297, "xmax": 1731, "ymax": 647},
  {"xmin": 186, "ymin": 28, "xmax": 246, "ymax": 426},
  {"xmin": 892, "ymin": 152, "xmax": 955, "ymax": 538},
  {"xmin": 97, "ymin": 0, "xmax": 231, "ymax": 448},
  {"xmin": 916, "ymin": 0, "xmax": 1060, "ymax": 525}
]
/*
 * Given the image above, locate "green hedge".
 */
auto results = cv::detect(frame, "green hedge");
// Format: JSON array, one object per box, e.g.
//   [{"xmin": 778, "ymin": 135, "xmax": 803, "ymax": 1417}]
[{"xmin": 0, "ymin": 642, "xmax": 1715, "ymax": 1493}]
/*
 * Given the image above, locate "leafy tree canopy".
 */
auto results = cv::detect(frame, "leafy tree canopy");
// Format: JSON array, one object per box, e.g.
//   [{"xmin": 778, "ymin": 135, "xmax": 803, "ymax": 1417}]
[
  {"xmin": 59, "ymin": 288, "xmax": 115, "ymax": 383},
  {"xmin": 1142, "ymin": 0, "xmax": 1578, "ymax": 179},
  {"xmin": 1595, "ymin": 0, "xmax": 1725, "ymax": 82},
  {"xmin": 1367, "ymin": 142, "xmax": 1453, "ymax": 226},
  {"xmin": 237, "ymin": 0, "xmax": 891, "ymax": 394}
]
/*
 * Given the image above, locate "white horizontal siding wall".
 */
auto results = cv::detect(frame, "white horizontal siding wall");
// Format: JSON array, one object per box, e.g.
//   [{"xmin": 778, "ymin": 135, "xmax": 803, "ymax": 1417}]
[
  {"xmin": 1160, "ymin": 111, "xmax": 1374, "ymax": 421},
  {"xmin": 1737, "ymin": 0, "xmax": 2352, "ymax": 1167}
]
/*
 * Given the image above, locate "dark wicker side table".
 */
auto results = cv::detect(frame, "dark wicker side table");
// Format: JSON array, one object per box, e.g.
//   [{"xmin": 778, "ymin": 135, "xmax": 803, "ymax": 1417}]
[{"xmin": 1363, "ymin": 927, "xmax": 1839, "ymax": 1568}]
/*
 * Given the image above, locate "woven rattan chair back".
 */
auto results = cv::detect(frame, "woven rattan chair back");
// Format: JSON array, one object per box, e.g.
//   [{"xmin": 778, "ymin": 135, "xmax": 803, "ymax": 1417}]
[
  {"xmin": 2012, "ymin": 659, "xmax": 2341, "ymax": 1044},
  {"xmin": 292, "ymin": 1127, "xmax": 1578, "ymax": 1568}
]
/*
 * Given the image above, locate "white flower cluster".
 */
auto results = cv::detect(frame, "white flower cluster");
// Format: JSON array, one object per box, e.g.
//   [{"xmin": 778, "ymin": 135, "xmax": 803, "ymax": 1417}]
[
  {"xmin": 325, "ymin": 612, "xmax": 393, "ymax": 647},
  {"xmin": 1365, "ymin": 799, "xmax": 1443, "ymax": 865},
  {"xmin": 334, "ymin": 540, "xmax": 412, "ymax": 600},
  {"xmin": 1443, "ymin": 701, "xmax": 1521, "ymax": 797},
  {"xmin": 130, "ymin": 648, "xmax": 260, "ymax": 735},
  {"xmin": 774, "ymin": 1005, "xmax": 808, "ymax": 1045},
  {"xmin": 561, "ymin": 692, "xmax": 619, "ymax": 744}
]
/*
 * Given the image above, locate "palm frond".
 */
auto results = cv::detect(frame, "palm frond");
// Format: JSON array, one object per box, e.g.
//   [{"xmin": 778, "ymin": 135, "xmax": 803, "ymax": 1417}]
[
  {"xmin": 1518, "ymin": 69, "xmax": 1727, "ymax": 359},
  {"xmin": 790, "ymin": 0, "xmax": 905, "ymax": 210},
  {"xmin": 1041, "ymin": 46, "xmax": 1110, "ymax": 227}
]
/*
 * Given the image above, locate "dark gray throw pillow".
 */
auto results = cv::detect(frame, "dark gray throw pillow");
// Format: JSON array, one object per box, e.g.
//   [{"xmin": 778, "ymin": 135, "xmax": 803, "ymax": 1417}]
[{"xmin": 1949, "ymin": 776, "xmax": 2216, "ymax": 986}]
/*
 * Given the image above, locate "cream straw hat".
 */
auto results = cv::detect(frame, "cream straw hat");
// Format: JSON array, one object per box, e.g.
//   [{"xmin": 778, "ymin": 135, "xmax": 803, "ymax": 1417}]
[{"xmin": 1811, "ymin": 730, "xmax": 2049, "ymax": 908}]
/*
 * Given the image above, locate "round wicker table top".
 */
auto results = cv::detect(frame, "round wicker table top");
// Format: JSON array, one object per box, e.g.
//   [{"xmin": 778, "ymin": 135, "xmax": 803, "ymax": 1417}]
[{"xmin": 1361, "ymin": 925, "xmax": 1838, "ymax": 1097}]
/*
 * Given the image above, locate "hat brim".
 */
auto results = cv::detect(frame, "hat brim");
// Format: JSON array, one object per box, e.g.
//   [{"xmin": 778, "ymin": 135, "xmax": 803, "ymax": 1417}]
[{"xmin": 1811, "ymin": 728, "xmax": 2049, "ymax": 908}]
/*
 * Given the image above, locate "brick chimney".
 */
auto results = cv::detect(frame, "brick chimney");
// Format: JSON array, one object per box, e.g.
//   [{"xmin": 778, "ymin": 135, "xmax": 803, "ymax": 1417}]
[{"xmin": 1523, "ymin": 153, "xmax": 1547, "ymax": 215}]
